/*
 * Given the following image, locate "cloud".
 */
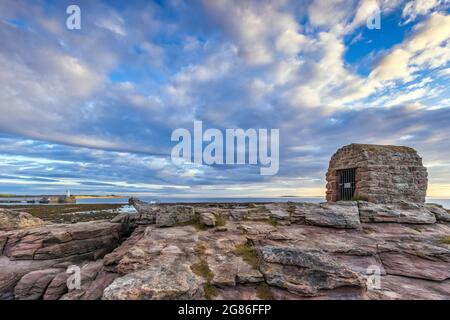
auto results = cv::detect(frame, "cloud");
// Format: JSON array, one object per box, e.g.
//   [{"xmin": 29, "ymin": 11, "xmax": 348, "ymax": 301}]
[
  {"xmin": 0, "ymin": 0, "xmax": 449, "ymax": 197},
  {"xmin": 401, "ymin": 0, "xmax": 448, "ymax": 24},
  {"xmin": 95, "ymin": 11, "xmax": 126, "ymax": 36},
  {"xmin": 201, "ymin": 0, "xmax": 306, "ymax": 64},
  {"xmin": 371, "ymin": 13, "xmax": 450, "ymax": 82},
  {"xmin": 308, "ymin": 0, "xmax": 354, "ymax": 29}
]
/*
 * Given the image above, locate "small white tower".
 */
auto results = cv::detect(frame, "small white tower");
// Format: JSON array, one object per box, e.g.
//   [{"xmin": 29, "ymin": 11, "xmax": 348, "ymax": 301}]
[{"xmin": 66, "ymin": 189, "xmax": 71, "ymax": 197}]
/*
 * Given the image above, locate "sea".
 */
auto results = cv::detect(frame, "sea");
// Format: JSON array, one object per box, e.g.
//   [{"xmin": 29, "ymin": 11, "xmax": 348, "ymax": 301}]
[
  {"xmin": 2, "ymin": 196, "xmax": 450, "ymax": 209},
  {"xmin": 76, "ymin": 196, "xmax": 450, "ymax": 209}
]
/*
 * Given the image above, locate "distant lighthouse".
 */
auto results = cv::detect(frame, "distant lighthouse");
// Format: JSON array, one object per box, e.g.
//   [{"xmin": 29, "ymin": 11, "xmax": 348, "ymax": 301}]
[{"xmin": 62, "ymin": 189, "xmax": 76, "ymax": 203}]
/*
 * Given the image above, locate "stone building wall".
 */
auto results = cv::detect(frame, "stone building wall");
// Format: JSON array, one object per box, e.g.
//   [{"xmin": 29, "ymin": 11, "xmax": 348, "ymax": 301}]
[{"xmin": 326, "ymin": 144, "xmax": 428, "ymax": 204}]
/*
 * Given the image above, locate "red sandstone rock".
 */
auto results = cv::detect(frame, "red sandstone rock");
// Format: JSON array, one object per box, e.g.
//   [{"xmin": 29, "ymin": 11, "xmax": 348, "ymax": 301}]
[{"xmin": 1, "ymin": 201, "xmax": 450, "ymax": 300}]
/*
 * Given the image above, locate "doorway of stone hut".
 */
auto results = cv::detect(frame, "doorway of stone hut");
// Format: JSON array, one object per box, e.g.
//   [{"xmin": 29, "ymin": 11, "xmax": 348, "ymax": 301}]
[{"xmin": 337, "ymin": 168, "xmax": 356, "ymax": 201}]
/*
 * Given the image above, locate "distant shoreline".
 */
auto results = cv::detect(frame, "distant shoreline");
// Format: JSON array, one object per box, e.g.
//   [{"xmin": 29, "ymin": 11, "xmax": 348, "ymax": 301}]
[
  {"xmin": 75, "ymin": 195, "xmax": 127, "ymax": 199},
  {"xmin": 0, "ymin": 195, "xmax": 128, "ymax": 199}
]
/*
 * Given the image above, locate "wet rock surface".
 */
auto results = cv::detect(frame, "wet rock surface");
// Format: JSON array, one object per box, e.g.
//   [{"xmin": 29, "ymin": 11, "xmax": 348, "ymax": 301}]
[{"xmin": 0, "ymin": 200, "xmax": 449, "ymax": 300}]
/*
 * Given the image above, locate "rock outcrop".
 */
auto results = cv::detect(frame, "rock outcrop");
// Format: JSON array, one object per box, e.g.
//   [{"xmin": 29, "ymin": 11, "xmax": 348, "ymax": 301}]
[
  {"xmin": 0, "ymin": 208, "xmax": 45, "ymax": 230},
  {"xmin": 258, "ymin": 246, "xmax": 365, "ymax": 296},
  {"xmin": 299, "ymin": 202, "xmax": 361, "ymax": 229},
  {"xmin": 359, "ymin": 201, "xmax": 436, "ymax": 224},
  {"xmin": 0, "ymin": 199, "xmax": 449, "ymax": 300},
  {"xmin": 199, "ymin": 212, "xmax": 216, "ymax": 227},
  {"xmin": 0, "ymin": 219, "xmax": 132, "ymax": 300},
  {"xmin": 426, "ymin": 203, "xmax": 450, "ymax": 222}
]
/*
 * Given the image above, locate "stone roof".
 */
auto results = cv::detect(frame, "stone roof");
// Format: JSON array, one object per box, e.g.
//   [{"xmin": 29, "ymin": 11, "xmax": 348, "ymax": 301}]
[{"xmin": 337, "ymin": 143, "xmax": 417, "ymax": 155}]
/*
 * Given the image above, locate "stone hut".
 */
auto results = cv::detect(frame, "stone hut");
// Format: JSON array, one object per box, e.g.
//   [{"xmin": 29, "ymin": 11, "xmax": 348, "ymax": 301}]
[{"xmin": 326, "ymin": 144, "xmax": 428, "ymax": 204}]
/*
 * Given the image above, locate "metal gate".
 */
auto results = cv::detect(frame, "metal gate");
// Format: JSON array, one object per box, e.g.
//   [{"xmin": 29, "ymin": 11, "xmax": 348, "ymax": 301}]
[{"xmin": 337, "ymin": 168, "xmax": 356, "ymax": 201}]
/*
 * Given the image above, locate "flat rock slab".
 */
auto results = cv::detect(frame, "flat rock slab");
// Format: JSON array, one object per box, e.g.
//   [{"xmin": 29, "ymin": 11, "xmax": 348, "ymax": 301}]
[
  {"xmin": 366, "ymin": 275, "xmax": 450, "ymax": 300},
  {"xmin": 102, "ymin": 262, "xmax": 204, "ymax": 300},
  {"xmin": 155, "ymin": 206, "xmax": 195, "ymax": 227},
  {"xmin": 258, "ymin": 246, "xmax": 365, "ymax": 296},
  {"xmin": 299, "ymin": 202, "xmax": 361, "ymax": 229},
  {"xmin": 359, "ymin": 201, "xmax": 436, "ymax": 224}
]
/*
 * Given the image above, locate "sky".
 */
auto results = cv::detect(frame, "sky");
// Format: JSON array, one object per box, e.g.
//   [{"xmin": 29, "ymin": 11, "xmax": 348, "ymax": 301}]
[{"xmin": 0, "ymin": 0, "xmax": 449, "ymax": 198}]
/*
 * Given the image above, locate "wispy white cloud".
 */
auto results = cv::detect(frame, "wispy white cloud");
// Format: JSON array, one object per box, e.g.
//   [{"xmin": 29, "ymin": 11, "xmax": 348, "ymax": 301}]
[{"xmin": 0, "ymin": 0, "xmax": 449, "ymax": 196}]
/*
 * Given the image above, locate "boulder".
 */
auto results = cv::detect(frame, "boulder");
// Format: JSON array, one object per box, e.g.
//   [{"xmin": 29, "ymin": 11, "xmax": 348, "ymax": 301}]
[
  {"xmin": 3, "ymin": 221, "xmax": 125, "ymax": 261},
  {"xmin": 155, "ymin": 206, "xmax": 195, "ymax": 227},
  {"xmin": 258, "ymin": 246, "xmax": 365, "ymax": 296},
  {"xmin": 298, "ymin": 202, "xmax": 361, "ymax": 229},
  {"xmin": 102, "ymin": 262, "xmax": 204, "ymax": 300},
  {"xmin": 0, "ymin": 209, "xmax": 45, "ymax": 230},
  {"xmin": 14, "ymin": 268, "xmax": 62, "ymax": 300},
  {"xmin": 43, "ymin": 271, "xmax": 69, "ymax": 300},
  {"xmin": 265, "ymin": 204, "xmax": 291, "ymax": 225},
  {"xmin": 59, "ymin": 261, "xmax": 117, "ymax": 300},
  {"xmin": 426, "ymin": 203, "xmax": 450, "ymax": 222},
  {"xmin": 129, "ymin": 198, "xmax": 158, "ymax": 224},
  {"xmin": 229, "ymin": 209, "xmax": 250, "ymax": 220},
  {"xmin": 199, "ymin": 212, "xmax": 216, "ymax": 227},
  {"xmin": 130, "ymin": 199, "xmax": 196, "ymax": 227},
  {"xmin": 207, "ymin": 254, "xmax": 263, "ymax": 286},
  {"xmin": 359, "ymin": 201, "xmax": 436, "ymax": 224}
]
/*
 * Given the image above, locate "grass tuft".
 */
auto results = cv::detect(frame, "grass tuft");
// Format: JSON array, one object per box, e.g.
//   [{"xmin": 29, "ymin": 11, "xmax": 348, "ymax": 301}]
[
  {"xmin": 439, "ymin": 236, "xmax": 450, "ymax": 245},
  {"xmin": 215, "ymin": 215, "xmax": 227, "ymax": 227},
  {"xmin": 190, "ymin": 259, "xmax": 214, "ymax": 282},
  {"xmin": 256, "ymin": 282, "xmax": 273, "ymax": 300},
  {"xmin": 194, "ymin": 243, "xmax": 208, "ymax": 256},
  {"xmin": 191, "ymin": 244, "xmax": 217, "ymax": 299},
  {"xmin": 235, "ymin": 242, "xmax": 260, "ymax": 270},
  {"xmin": 203, "ymin": 283, "xmax": 218, "ymax": 300},
  {"xmin": 268, "ymin": 217, "xmax": 278, "ymax": 227}
]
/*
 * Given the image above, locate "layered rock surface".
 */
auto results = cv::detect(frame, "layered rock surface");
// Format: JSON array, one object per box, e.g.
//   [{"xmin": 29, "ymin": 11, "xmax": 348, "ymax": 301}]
[
  {"xmin": 0, "ymin": 219, "xmax": 133, "ymax": 300},
  {"xmin": 1, "ymin": 200, "xmax": 449, "ymax": 300}
]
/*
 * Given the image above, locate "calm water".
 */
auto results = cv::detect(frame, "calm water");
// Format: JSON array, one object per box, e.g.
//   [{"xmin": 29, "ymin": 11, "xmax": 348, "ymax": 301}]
[
  {"xmin": 138, "ymin": 196, "xmax": 326, "ymax": 204},
  {"xmin": 76, "ymin": 197, "xmax": 130, "ymax": 204},
  {"xmin": 77, "ymin": 196, "xmax": 450, "ymax": 209},
  {"xmin": 75, "ymin": 196, "xmax": 325, "ymax": 204},
  {"xmin": 2, "ymin": 196, "xmax": 449, "ymax": 209},
  {"xmin": 426, "ymin": 198, "xmax": 450, "ymax": 209}
]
